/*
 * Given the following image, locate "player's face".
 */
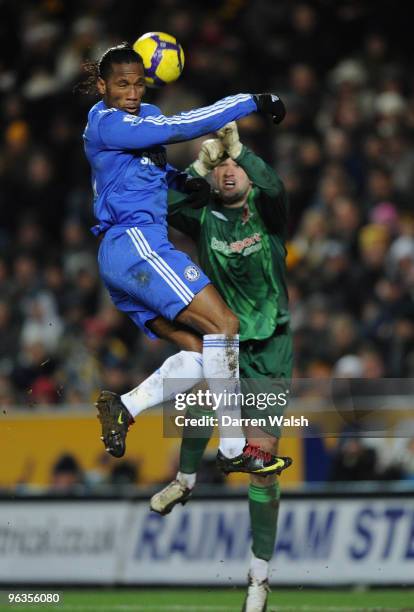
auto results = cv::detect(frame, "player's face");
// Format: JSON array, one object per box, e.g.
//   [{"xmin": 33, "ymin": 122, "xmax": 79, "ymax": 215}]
[
  {"xmin": 213, "ymin": 158, "xmax": 252, "ymax": 205},
  {"xmin": 97, "ymin": 62, "xmax": 146, "ymax": 115}
]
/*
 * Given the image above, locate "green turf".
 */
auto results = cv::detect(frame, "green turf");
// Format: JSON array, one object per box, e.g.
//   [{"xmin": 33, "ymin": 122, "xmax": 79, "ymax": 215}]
[{"xmin": 3, "ymin": 589, "xmax": 414, "ymax": 612}]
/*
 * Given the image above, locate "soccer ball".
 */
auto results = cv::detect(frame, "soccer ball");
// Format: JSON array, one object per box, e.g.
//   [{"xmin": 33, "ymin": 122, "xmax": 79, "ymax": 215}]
[{"xmin": 133, "ymin": 32, "xmax": 185, "ymax": 87}]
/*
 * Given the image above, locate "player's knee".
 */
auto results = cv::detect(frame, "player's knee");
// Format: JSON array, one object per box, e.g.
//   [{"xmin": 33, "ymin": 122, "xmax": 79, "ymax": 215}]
[
  {"xmin": 177, "ymin": 336, "xmax": 202, "ymax": 352},
  {"xmin": 214, "ymin": 309, "xmax": 239, "ymax": 335},
  {"xmin": 189, "ymin": 337, "xmax": 203, "ymax": 352}
]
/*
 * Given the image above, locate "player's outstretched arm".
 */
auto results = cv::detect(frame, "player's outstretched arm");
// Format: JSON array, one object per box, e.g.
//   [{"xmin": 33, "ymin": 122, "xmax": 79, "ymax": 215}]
[{"xmin": 97, "ymin": 93, "xmax": 285, "ymax": 151}]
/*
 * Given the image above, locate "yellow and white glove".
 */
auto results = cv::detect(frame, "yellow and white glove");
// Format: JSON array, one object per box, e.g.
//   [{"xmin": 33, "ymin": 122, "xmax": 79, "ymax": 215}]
[
  {"xmin": 216, "ymin": 121, "xmax": 242, "ymax": 159},
  {"xmin": 192, "ymin": 138, "xmax": 226, "ymax": 177}
]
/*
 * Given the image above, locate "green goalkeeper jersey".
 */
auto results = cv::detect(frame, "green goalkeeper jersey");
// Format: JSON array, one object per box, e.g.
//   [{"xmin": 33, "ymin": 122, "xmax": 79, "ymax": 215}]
[{"xmin": 168, "ymin": 146, "xmax": 289, "ymax": 342}]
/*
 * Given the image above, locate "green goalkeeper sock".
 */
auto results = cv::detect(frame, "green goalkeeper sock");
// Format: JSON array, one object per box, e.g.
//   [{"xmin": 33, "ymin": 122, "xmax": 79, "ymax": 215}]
[
  {"xmin": 248, "ymin": 481, "xmax": 280, "ymax": 561},
  {"xmin": 179, "ymin": 407, "xmax": 214, "ymax": 474}
]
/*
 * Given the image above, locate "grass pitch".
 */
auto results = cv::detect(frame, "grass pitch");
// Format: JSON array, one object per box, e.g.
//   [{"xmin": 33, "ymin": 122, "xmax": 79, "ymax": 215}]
[{"xmin": 4, "ymin": 588, "xmax": 414, "ymax": 611}]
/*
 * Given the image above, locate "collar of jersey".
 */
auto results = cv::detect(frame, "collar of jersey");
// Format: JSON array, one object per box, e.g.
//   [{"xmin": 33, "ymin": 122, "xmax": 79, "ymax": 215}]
[{"xmin": 209, "ymin": 188, "xmax": 256, "ymax": 221}]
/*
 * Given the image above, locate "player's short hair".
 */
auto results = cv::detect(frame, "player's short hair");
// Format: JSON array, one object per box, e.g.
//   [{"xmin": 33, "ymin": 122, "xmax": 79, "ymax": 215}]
[
  {"xmin": 76, "ymin": 42, "xmax": 143, "ymax": 94},
  {"xmin": 98, "ymin": 42, "xmax": 143, "ymax": 79}
]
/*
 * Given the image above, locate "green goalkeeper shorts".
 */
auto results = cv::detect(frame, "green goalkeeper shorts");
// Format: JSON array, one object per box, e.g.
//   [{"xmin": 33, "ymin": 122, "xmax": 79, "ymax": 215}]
[{"xmin": 239, "ymin": 323, "xmax": 293, "ymax": 437}]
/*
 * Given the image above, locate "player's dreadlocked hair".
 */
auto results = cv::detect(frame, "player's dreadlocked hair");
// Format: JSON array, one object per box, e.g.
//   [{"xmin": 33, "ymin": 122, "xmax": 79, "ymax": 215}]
[{"xmin": 76, "ymin": 42, "xmax": 143, "ymax": 94}]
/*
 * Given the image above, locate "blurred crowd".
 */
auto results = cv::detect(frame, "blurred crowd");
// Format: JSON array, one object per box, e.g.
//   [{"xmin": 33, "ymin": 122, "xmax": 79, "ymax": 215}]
[
  {"xmin": 1, "ymin": 0, "xmax": 414, "ymax": 420},
  {"xmin": 12, "ymin": 433, "xmax": 413, "ymax": 495}
]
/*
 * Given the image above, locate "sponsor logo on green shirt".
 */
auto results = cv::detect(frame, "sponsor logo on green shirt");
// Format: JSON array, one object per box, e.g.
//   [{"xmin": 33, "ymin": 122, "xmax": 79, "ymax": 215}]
[{"xmin": 211, "ymin": 233, "xmax": 262, "ymax": 256}]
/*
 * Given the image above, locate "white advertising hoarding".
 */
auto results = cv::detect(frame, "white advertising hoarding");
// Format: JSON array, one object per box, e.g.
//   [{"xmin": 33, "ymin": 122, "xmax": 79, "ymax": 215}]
[
  {"xmin": 124, "ymin": 498, "xmax": 414, "ymax": 585},
  {"xmin": 0, "ymin": 501, "xmax": 130, "ymax": 583},
  {"xmin": 0, "ymin": 497, "xmax": 413, "ymax": 585}
]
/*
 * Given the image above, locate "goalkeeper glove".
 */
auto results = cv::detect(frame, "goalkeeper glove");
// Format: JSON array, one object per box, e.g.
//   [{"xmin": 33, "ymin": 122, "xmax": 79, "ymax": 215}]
[
  {"xmin": 253, "ymin": 93, "xmax": 286, "ymax": 124},
  {"xmin": 216, "ymin": 121, "xmax": 242, "ymax": 159},
  {"xmin": 183, "ymin": 177, "xmax": 211, "ymax": 209},
  {"xmin": 192, "ymin": 138, "xmax": 226, "ymax": 176}
]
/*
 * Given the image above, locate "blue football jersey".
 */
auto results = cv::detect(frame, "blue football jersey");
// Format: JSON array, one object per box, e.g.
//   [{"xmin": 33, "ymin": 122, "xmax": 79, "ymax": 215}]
[{"xmin": 83, "ymin": 94, "xmax": 257, "ymax": 235}]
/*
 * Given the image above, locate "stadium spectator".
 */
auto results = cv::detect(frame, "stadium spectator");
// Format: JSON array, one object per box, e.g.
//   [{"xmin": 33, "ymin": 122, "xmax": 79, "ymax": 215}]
[
  {"xmin": 329, "ymin": 437, "xmax": 378, "ymax": 482},
  {"xmin": 109, "ymin": 459, "xmax": 140, "ymax": 487},
  {"xmin": 390, "ymin": 437, "xmax": 414, "ymax": 481},
  {"xmin": 49, "ymin": 453, "xmax": 85, "ymax": 493},
  {"xmin": 0, "ymin": 300, "xmax": 20, "ymax": 368}
]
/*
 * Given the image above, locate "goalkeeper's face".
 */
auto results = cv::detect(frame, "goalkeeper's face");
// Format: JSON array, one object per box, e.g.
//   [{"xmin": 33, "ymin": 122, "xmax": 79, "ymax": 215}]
[
  {"xmin": 97, "ymin": 62, "xmax": 146, "ymax": 115},
  {"xmin": 213, "ymin": 158, "xmax": 252, "ymax": 206}
]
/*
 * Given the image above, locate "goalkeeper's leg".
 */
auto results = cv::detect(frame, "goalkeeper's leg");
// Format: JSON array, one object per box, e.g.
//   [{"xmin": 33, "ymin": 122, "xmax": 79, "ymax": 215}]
[
  {"xmin": 243, "ymin": 433, "xmax": 281, "ymax": 612},
  {"xmin": 150, "ymin": 402, "xmax": 214, "ymax": 515}
]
